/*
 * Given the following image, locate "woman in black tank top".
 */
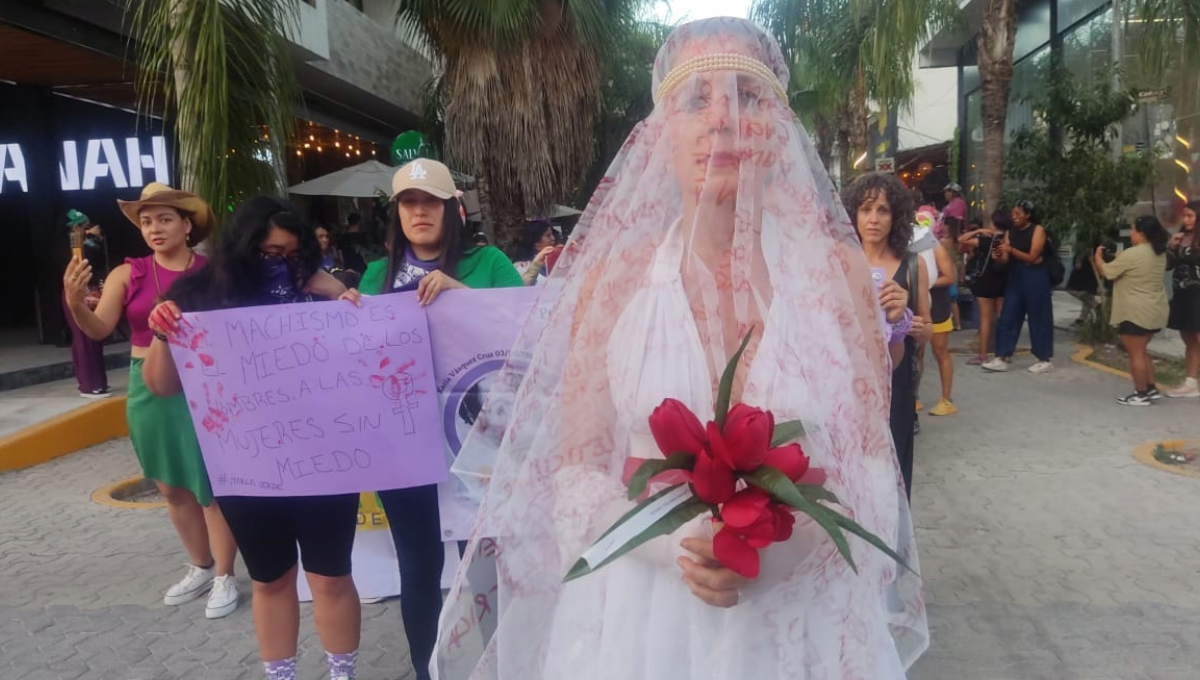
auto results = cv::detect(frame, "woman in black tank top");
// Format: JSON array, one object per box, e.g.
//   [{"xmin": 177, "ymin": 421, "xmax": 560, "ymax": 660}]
[{"xmin": 842, "ymin": 173, "xmax": 932, "ymax": 499}]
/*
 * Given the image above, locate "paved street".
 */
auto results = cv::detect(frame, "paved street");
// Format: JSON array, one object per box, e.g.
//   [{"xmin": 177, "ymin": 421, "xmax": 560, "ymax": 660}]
[{"xmin": 2, "ymin": 334, "xmax": 1199, "ymax": 679}]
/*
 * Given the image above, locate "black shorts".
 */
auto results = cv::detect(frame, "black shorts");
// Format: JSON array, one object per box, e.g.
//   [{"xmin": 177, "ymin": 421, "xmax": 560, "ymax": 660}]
[
  {"xmin": 1118, "ymin": 321, "xmax": 1160, "ymax": 337},
  {"xmin": 218, "ymin": 493, "xmax": 358, "ymax": 583}
]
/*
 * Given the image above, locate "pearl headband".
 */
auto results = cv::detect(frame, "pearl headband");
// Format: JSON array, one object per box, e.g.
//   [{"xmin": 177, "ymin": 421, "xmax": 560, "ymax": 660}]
[{"xmin": 654, "ymin": 53, "xmax": 789, "ymax": 105}]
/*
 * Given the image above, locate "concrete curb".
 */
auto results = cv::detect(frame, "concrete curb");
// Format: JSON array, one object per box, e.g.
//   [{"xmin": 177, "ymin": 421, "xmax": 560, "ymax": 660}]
[
  {"xmin": 1133, "ymin": 440, "xmax": 1200, "ymax": 480},
  {"xmin": 91, "ymin": 475, "xmax": 167, "ymax": 509},
  {"xmin": 1070, "ymin": 344, "xmax": 1132, "ymax": 380},
  {"xmin": 0, "ymin": 397, "xmax": 128, "ymax": 473}
]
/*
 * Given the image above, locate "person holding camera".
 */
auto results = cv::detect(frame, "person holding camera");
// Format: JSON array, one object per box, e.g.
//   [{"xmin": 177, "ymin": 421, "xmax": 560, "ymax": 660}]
[
  {"xmin": 960, "ymin": 210, "xmax": 1010, "ymax": 365},
  {"xmin": 1094, "ymin": 215, "xmax": 1171, "ymax": 406}
]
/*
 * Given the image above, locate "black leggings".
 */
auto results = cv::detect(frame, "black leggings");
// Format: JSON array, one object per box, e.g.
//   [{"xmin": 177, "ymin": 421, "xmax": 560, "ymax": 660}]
[{"xmin": 378, "ymin": 484, "xmax": 444, "ymax": 680}]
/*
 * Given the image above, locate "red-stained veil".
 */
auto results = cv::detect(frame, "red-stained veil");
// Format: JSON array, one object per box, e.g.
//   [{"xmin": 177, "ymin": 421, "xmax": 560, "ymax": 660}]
[{"xmin": 438, "ymin": 17, "xmax": 927, "ymax": 680}]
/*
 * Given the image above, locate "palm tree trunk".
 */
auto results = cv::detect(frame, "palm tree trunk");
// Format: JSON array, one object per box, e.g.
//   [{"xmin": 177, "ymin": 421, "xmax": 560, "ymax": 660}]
[
  {"xmin": 847, "ymin": 67, "xmax": 870, "ymax": 178},
  {"xmin": 169, "ymin": 0, "xmax": 198, "ymax": 195},
  {"xmin": 836, "ymin": 95, "xmax": 853, "ymax": 185},
  {"xmin": 813, "ymin": 113, "xmax": 836, "ymax": 171},
  {"xmin": 978, "ymin": 0, "xmax": 1018, "ymax": 213}
]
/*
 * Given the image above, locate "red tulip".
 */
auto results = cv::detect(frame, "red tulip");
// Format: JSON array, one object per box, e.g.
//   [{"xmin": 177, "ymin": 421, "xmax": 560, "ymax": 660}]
[
  {"xmin": 762, "ymin": 443, "xmax": 810, "ymax": 482},
  {"xmin": 649, "ymin": 398, "xmax": 707, "ymax": 457},
  {"xmin": 689, "ymin": 448, "xmax": 736, "ymax": 504},
  {"xmin": 708, "ymin": 405, "xmax": 773, "ymax": 472},
  {"xmin": 713, "ymin": 488, "xmax": 797, "ymax": 578}
]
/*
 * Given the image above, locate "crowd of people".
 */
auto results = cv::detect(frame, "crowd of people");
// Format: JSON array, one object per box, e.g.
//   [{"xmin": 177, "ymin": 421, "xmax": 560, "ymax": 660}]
[{"xmin": 54, "ymin": 15, "xmax": 1199, "ymax": 680}]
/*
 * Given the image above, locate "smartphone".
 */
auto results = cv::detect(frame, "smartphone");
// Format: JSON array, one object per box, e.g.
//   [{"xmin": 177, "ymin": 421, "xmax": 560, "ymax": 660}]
[
  {"xmin": 870, "ymin": 267, "xmax": 886, "ymax": 288},
  {"xmin": 70, "ymin": 225, "xmax": 85, "ymax": 261}
]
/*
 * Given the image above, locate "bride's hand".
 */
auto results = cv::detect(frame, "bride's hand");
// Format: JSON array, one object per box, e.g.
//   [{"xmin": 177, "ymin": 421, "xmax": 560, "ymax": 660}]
[{"xmin": 677, "ymin": 537, "xmax": 753, "ymax": 608}]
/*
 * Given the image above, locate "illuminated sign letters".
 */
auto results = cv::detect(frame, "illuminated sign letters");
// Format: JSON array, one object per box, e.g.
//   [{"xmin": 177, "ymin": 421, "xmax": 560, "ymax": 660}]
[
  {"xmin": 0, "ymin": 143, "xmax": 29, "ymax": 194},
  {"xmin": 60, "ymin": 136, "xmax": 170, "ymax": 191},
  {"xmin": 0, "ymin": 135, "xmax": 169, "ymax": 195}
]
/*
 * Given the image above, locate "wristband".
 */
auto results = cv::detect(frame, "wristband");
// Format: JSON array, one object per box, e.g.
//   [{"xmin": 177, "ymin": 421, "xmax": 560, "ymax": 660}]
[
  {"xmin": 153, "ymin": 331, "xmax": 169, "ymax": 342},
  {"xmin": 888, "ymin": 308, "xmax": 913, "ymax": 345}
]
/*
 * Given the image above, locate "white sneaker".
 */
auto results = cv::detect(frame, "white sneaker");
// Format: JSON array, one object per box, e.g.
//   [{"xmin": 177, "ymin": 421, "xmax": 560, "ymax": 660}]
[
  {"xmin": 1116, "ymin": 392, "xmax": 1152, "ymax": 407},
  {"xmin": 205, "ymin": 575, "xmax": 239, "ymax": 619},
  {"xmin": 163, "ymin": 564, "xmax": 215, "ymax": 606},
  {"xmin": 982, "ymin": 357, "xmax": 1010, "ymax": 372},
  {"xmin": 1167, "ymin": 384, "xmax": 1200, "ymax": 398},
  {"xmin": 1028, "ymin": 361, "xmax": 1054, "ymax": 374}
]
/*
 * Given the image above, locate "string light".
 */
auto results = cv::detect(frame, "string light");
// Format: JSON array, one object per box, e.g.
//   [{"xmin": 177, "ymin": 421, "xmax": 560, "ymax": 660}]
[
  {"xmin": 296, "ymin": 149, "xmax": 301, "ymax": 156},
  {"xmin": 317, "ymin": 146, "xmax": 323, "ymax": 152},
  {"xmin": 356, "ymin": 150, "xmax": 361, "ymax": 156},
  {"xmin": 335, "ymin": 141, "xmax": 340, "ymax": 148},
  {"xmin": 304, "ymin": 143, "xmax": 310, "ymax": 148}
]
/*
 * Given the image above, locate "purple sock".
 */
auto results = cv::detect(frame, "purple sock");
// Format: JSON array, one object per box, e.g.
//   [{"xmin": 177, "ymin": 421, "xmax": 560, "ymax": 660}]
[
  {"xmin": 327, "ymin": 650, "xmax": 358, "ymax": 679},
  {"xmin": 263, "ymin": 657, "xmax": 296, "ymax": 680}
]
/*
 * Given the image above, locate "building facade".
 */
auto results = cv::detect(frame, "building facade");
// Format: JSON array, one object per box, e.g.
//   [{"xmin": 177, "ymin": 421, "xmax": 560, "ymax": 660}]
[
  {"xmin": 924, "ymin": 0, "xmax": 1198, "ymax": 220},
  {"xmin": 0, "ymin": 0, "xmax": 431, "ymax": 345}
]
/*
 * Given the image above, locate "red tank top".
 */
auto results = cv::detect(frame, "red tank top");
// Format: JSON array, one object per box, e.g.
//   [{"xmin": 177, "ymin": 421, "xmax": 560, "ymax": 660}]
[{"xmin": 124, "ymin": 253, "xmax": 207, "ymax": 347}]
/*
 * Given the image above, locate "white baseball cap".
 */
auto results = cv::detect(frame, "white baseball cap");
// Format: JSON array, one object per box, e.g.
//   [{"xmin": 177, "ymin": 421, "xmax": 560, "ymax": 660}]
[{"xmin": 391, "ymin": 158, "xmax": 457, "ymax": 200}]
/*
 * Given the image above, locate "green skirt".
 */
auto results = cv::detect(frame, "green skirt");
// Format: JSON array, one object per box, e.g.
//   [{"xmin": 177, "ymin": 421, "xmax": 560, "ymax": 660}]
[{"xmin": 127, "ymin": 358, "xmax": 214, "ymax": 506}]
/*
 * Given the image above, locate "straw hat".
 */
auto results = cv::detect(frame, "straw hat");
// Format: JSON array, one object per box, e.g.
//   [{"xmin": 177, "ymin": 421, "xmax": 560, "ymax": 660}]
[{"xmin": 117, "ymin": 182, "xmax": 215, "ymax": 244}]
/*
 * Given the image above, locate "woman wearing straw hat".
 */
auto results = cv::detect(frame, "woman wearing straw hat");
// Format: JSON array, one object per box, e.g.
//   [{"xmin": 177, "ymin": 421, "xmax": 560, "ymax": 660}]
[{"xmin": 62, "ymin": 182, "xmax": 240, "ymax": 620}]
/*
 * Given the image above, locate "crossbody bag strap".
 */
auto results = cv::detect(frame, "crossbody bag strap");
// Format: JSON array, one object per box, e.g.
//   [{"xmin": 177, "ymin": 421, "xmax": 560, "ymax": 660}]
[{"xmin": 906, "ymin": 252, "xmax": 920, "ymax": 312}]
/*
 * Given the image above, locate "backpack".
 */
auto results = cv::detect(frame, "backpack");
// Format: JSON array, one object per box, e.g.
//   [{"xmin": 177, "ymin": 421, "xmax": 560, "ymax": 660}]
[{"xmin": 1043, "ymin": 229, "xmax": 1065, "ymax": 288}]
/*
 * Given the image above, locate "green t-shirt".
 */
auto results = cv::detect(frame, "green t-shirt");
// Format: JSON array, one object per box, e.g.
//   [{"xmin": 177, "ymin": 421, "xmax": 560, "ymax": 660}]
[{"xmin": 358, "ymin": 245, "xmax": 523, "ymax": 295}]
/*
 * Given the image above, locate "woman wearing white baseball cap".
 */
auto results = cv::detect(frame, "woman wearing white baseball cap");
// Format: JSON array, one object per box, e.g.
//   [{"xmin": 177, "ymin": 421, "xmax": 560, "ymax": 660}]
[{"xmin": 358, "ymin": 157, "xmax": 522, "ymax": 680}]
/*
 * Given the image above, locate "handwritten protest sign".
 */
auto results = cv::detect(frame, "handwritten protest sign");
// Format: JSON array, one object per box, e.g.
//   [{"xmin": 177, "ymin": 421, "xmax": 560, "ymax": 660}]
[
  {"xmin": 169, "ymin": 296, "xmax": 446, "ymax": 497},
  {"xmin": 425, "ymin": 287, "xmax": 541, "ymax": 540}
]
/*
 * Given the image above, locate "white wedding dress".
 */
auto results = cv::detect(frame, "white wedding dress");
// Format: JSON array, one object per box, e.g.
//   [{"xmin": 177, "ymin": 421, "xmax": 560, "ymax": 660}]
[{"xmin": 535, "ymin": 222, "xmax": 913, "ymax": 680}]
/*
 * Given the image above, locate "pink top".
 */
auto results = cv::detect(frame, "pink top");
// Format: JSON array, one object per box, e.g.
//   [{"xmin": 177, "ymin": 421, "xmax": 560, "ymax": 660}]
[
  {"xmin": 943, "ymin": 196, "xmax": 967, "ymax": 223},
  {"xmin": 124, "ymin": 254, "xmax": 207, "ymax": 347}
]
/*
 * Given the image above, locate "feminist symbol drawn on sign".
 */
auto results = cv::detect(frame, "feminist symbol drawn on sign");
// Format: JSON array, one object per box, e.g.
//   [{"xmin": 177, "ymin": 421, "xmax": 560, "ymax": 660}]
[{"xmin": 371, "ymin": 357, "xmax": 420, "ymax": 435}]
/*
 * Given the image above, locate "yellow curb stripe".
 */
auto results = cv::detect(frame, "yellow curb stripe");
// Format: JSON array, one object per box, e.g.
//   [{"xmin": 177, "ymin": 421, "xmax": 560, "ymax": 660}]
[
  {"xmin": 1133, "ymin": 440, "xmax": 1200, "ymax": 480},
  {"xmin": 1070, "ymin": 344, "xmax": 1132, "ymax": 380},
  {"xmin": 0, "ymin": 397, "xmax": 129, "ymax": 473}
]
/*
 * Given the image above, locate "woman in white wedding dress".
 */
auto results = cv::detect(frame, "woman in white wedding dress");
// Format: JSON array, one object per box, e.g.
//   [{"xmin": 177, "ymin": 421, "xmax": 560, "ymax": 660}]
[{"xmin": 436, "ymin": 18, "xmax": 927, "ymax": 680}]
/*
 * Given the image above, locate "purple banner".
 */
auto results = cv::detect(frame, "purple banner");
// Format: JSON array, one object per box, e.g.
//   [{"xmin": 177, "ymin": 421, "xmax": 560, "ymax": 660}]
[
  {"xmin": 169, "ymin": 295, "xmax": 446, "ymax": 497},
  {"xmin": 424, "ymin": 287, "xmax": 542, "ymax": 540}
]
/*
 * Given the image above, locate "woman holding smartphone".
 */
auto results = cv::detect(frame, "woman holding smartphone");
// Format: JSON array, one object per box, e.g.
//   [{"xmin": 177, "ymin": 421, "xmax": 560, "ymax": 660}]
[{"xmin": 62, "ymin": 183, "xmax": 239, "ymax": 619}]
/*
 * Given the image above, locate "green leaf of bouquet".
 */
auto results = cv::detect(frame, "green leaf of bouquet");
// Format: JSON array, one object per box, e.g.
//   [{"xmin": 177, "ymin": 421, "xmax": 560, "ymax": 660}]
[
  {"xmin": 715, "ymin": 328, "xmax": 755, "ymax": 430},
  {"xmin": 626, "ymin": 451, "xmax": 696, "ymax": 500},
  {"xmin": 770, "ymin": 420, "xmax": 806, "ymax": 447},
  {"xmin": 744, "ymin": 465, "xmax": 858, "ymax": 573},
  {"xmin": 797, "ymin": 483, "xmax": 839, "ymax": 505},
  {"xmin": 830, "ymin": 512, "xmax": 916, "ymax": 575},
  {"xmin": 564, "ymin": 484, "xmax": 708, "ymax": 582}
]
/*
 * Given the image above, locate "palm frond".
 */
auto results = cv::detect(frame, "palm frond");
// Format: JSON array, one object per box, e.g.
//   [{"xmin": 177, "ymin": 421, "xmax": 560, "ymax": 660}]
[
  {"xmin": 397, "ymin": 0, "xmax": 651, "ymax": 245},
  {"xmin": 128, "ymin": 0, "xmax": 300, "ymax": 234}
]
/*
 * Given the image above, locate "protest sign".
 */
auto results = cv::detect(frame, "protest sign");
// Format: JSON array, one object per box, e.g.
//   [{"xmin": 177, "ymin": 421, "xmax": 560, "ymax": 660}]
[
  {"xmin": 169, "ymin": 296, "xmax": 446, "ymax": 497},
  {"xmin": 425, "ymin": 287, "xmax": 541, "ymax": 540}
]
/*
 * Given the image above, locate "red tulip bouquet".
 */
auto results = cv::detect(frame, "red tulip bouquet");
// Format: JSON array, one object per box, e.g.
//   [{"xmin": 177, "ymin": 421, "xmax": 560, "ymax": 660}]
[{"xmin": 565, "ymin": 330, "xmax": 909, "ymax": 581}]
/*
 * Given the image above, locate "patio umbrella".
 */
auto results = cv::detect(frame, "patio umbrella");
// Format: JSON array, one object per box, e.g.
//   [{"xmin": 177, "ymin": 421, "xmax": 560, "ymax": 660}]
[{"xmin": 288, "ymin": 160, "xmax": 396, "ymax": 198}]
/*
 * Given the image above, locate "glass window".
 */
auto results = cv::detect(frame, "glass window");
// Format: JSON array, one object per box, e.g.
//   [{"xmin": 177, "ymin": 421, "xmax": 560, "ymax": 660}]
[
  {"xmin": 1122, "ymin": 15, "xmax": 1199, "ymax": 216},
  {"xmin": 1058, "ymin": 0, "xmax": 1111, "ymax": 32},
  {"xmin": 1061, "ymin": 8, "xmax": 1113, "ymax": 80},
  {"xmin": 1013, "ymin": 0, "xmax": 1052, "ymax": 63},
  {"xmin": 964, "ymin": 89, "xmax": 984, "ymax": 213},
  {"xmin": 1006, "ymin": 48, "xmax": 1051, "ymax": 141}
]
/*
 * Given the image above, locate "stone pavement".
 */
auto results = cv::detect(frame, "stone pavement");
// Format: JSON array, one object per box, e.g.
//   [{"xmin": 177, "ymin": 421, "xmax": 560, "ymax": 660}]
[
  {"xmin": 2, "ymin": 334, "xmax": 1199, "ymax": 679},
  {"xmin": 910, "ymin": 332, "xmax": 1200, "ymax": 680}
]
